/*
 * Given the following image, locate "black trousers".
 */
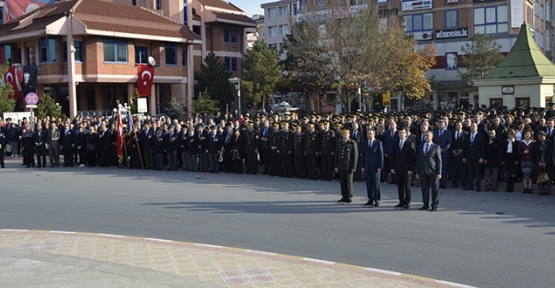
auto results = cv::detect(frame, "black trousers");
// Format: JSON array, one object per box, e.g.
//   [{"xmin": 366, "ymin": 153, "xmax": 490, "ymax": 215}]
[
  {"xmin": 306, "ymin": 153, "xmax": 318, "ymax": 179},
  {"xmin": 100, "ymin": 147, "xmax": 111, "ymax": 167},
  {"xmin": 23, "ymin": 147, "xmax": 35, "ymax": 167},
  {"xmin": 144, "ymin": 150, "xmax": 155, "ymax": 169},
  {"xmin": 0, "ymin": 148, "xmax": 4, "ymax": 167},
  {"xmin": 421, "ymin": 173, "xmax": 439, "ymax": 208},
  {"xmin": 321, "ymin": 154, "xmax": 334, "ymax": 180},
  {"xmin": 294, "ymin": 154, "xmax": 305, "ymax": 178},
  {"xmin": 246, "ymin": 151, "xmax": 258, "ymax": 174},
  {"xmin": 467, "ymin": 160, "xmax": 482, "ymax": 189},
  {"xmin": 396, "ymin": 171, "xmax": 412, "ymax": 205},
  {"xmin": 262, "ymin": 148, "xmax": 271, "ymax": 173},
  {"xmin": 339, "ymin": 170, "xmax": 354, "ymax": 199},
  {"xmin": 63, "ymin": 146, "xmax": 73, "ymax": 166},
  {"xmin": 36, "ymin": 146, "xmax": 47, "ymax": 167},
  {"xmin": 280, "ymin": 153, "xmax": 293, "ymax": 177},
  {"xmin": 271, "ymin": 149, "xmax": 280, "ymax": 175}
]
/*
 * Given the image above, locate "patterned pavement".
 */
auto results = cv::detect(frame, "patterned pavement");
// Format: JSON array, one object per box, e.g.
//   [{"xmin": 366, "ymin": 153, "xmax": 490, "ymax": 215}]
[{"xmin": 0, "ymin": 229, "xmax": 475, "ymax": 288}]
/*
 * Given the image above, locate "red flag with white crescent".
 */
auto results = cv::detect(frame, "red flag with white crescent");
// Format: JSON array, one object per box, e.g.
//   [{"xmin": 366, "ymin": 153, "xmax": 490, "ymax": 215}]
[
  {"xmin": 137, "ymin": 64, "xmax": 155, "ymax": 96},
  {"xmin": 117, "ymin": 108, "xmax": 124, "ymax": 164},
  {"xmin": 4, "ymin": 66, "xmax": 21, "ymax": 99}
]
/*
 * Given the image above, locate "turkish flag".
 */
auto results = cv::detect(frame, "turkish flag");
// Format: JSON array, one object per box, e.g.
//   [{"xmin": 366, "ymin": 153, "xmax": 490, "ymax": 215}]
[
  {"xmin": 137, "ymin": 64, "xmax": 155, "ymax": 96},
  {"xmin": 4, "ymin": 66, "xmax": 22, "ymax": 99}
]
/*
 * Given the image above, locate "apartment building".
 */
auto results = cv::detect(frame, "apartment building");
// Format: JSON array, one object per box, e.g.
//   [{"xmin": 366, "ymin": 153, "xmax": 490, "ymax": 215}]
[
  {"xmin": 261, "ymin": 0, "xmax": 555, "ymax": 111},
  {"xmin": 261, "ymin": 0, "xmax": 296, "ymax": 59},
  {"xmin": 0, "ymin": 0, "xmax": 200, "ymax": 117}
]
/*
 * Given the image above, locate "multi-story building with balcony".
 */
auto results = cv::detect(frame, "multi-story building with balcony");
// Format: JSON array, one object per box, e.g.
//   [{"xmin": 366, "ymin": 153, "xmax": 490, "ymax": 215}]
[
  {"xmin": 261, "ymin": 0, "xmax": 297, "ymax": 59},
  {"xmin": 261, "ymin": 0, "xmax": 555, "ymax": 111},
  {"xmin": 0, "ymin": 0, "xmax": 255, "ymax": 116}
]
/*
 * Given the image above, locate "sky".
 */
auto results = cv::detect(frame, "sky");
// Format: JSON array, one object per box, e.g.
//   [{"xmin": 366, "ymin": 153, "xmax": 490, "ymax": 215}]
[{"xmin": 231, "ymin": 0, "xmax": 266, "ymax": 18}]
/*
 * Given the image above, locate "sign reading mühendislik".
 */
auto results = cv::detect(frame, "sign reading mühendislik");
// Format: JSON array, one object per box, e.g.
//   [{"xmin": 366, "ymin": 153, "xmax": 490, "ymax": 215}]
[{"xmin": 435, "ymin": 28, "xmax": 468, "ymax": 39}]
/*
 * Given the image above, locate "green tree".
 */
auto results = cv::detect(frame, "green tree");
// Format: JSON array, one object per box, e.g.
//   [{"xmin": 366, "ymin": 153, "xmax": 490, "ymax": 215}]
[
  {"xmin": 36, "ymin": 94, "xmax": 67, "ymax": 121},
  {"xmin": 194, "ymin": 52, "xmax": 234, "ymax": 111},
  {"xmin": 0, "ymin": 63, "xmax": 15, "ymax": 114},
  {"xmin": 241, "ymin": 41, "xmax": 286, "ymax": 108},
  {"xmin": 193, "ymin": 90, "xmax": 219, "ymax": 115},
  {"xmin": 129, "ymin": 90, "xmax": 140, "ymax": 114},
  {"xmin": 459, "ymin": 34, "xmax": 505, "ymax": 92},
  {"xmin": 285, "ymin": 5, "xmax": 435, "ymax": 112},
  {"xmin": 165, "ymin": 98, "xmax": 184, "ymax": 121}
]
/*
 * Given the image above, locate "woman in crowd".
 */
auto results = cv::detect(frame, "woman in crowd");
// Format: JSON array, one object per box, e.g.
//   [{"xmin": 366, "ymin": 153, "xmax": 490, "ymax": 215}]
[
  {"xmin": 534, "ymin": 131, "xmax": 553, "ymax": 195},
  {"xmin": 517, "ymin": 130, "xmax": 535, "ymax": 194},
  {"xmin": 502, "ymin": 129, "xmax": 520, "ymax": 192},
  {"xmin": 86, "ymin": 126, "xmax": 99, "ymax": 167}
]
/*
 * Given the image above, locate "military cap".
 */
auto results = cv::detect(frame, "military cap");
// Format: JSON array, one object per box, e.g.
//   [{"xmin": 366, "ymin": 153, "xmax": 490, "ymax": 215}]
[
  {"xmin": 210, "ymin": 125, "xmax": 217, "ymax": 130},
  {"xmin": 272, "ymin": 122, "xmax": 279, "ymax": 127}
]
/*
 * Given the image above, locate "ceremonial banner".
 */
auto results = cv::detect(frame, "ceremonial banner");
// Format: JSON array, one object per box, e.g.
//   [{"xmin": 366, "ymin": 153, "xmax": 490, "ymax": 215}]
[
  {"xmin": 3, "ymin": 65, "xmax": 23, "ymax": 99},
  {"xmin": 4, "ymin": 0, "xmax": 55, "ymax": 22}
]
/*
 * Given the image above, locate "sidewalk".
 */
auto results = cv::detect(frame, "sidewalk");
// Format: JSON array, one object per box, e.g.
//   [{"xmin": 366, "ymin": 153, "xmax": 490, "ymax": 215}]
[{"xmin": 0, "ymin": 230, "xmax": 474, "ymax": 288}]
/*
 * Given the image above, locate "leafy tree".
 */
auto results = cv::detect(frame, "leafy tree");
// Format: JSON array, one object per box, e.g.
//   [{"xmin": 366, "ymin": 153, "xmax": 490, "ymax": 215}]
[
  {"xmin": 129, "ymin": 90, "xmax": 140, "ymax": 114},
  {"xmin": 241, "ymin": 41, "xmax": 286, "ymax": 108},
  {"xmin": 459, "ymin": 34, "xmax": 505, "ymax": 92},
  {"xmin": 36, "ymin": 94, "xmax": 67, "ymax": 121},
  {"xmin": 193, "ymin": 90, "xmax": 219, "ymax": 115},
  {"xmin": 165, "ymin": 98, "xmax": 184, "ymax": 121},
  {"xmin": 285, "ymin": 6, "xmax": 435, "ymax": 112},
  {"xmin": 194, "ymin": 52, "xmax": 234, "ymax": 111},
  {"xmin": 0, "ymin": 63, "xmax": 15, "ymax": 114}
]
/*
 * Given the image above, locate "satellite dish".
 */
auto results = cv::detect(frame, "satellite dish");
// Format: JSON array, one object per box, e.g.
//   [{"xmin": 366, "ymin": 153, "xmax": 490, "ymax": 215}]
[{"xmin": 148, "ymin": 56, "xmax": 156, "ymax": 66}]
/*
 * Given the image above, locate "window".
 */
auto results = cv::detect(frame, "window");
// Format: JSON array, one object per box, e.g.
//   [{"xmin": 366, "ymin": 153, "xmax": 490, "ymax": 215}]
[
  {"xmin": 279, "ymin": 6, "xmax": 288, "ymax": 17},
  {"xmin": 103, "ymin": 38, "xmax": 127, "ymax": 63},
  {"xmin": 132, "ymin": 0, "xmax": 136, "ymax": 5},
  {"xmin": 182, "ymin": 48, "xmax": 187, "ymax": 67},
  {"xmin": 268, "ymin": 26, "xmax": 278, "ymax": 37},
  {"xmin": 268, "ymin": 8, "xmax": 277, "ymax": 18},
  {"xmin": 224, "ymin": 57, "xmax": 238, "ymax": 72},
  {"xmin": 0, "ymin": 7, "xmax": 3, "ymax": 25},
  {"xmin": 26, "ymin": 47, "xmax": 36, "ymax": 66},
  {"xmin": 40, "ymin": 37, "xmax": 56, "ymax": 63},
  {"xmin": 184, "ymin": 4, "xmax": 188, "ymax": 25},
  {"xmin": 474, "ymin": 6, "xmax": 508, "ymax": 35},
  {"xmin": 156, "ymin": 0, "xmax": 160, "ymax": 10},
  {"xmin": 135, "ymin": 46, "xmax": 148, "ymax": 64},
  {"xmin": 445, "ymin": 10, "xmax": 458, "ymax": 28},
  {"xmin": 404, "ymin": 14, "xmax": 433, "ymax": 32},
  {"xmin": 293, "ymin": 4, "xmax": 298, "ymax": 15},
  {"xmin": 224, "ymin": 28, "xmax": 237, "ymax": 44},
  {"xmin": 62, "ymin": 41, "xmax": 83, "ymax": 62},
  {"xmin": 280, "ymin": 25, "xmax": 289, "ymax": 35},
  {"xmin": 165, "ymin": 45, "xmax": 177, "ymax": 66}
]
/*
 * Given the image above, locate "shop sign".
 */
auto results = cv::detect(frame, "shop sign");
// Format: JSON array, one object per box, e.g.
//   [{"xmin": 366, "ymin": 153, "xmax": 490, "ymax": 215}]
[
  {"xmin": 435, "ymin": 28, "xmax": 468, "ymax": 39},
  {"xmin": 402, "ymin": 0, "xmax": 432, "ymax": 11},
  {"xmin": 502, "ymin": 86, "xmax": 515, "ymax": 95}
]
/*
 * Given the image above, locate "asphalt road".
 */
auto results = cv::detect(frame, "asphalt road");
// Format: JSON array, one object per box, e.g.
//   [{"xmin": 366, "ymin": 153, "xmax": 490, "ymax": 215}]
[{"xmin": 1, "ymin": 160, "xmax": 554, "ymax": 288}]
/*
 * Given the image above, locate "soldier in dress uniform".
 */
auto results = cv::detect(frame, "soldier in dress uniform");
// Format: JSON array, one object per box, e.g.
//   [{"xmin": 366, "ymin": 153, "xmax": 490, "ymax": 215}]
[
  {"xmin": 293, "ymin": 124, "xmax": 305, "ymax": 178},
  {"xmin": 0, "ymin": 124, "xmax": 5, "ymax": 168},
  {"xmin": 320, "ymin": 121, "xmax": 336, "ymax": 181},
  {"xmin": 278, "ymin": 121, "xmax": 294, "ymax": 177},
  {"xmin": 269, "ymin": 122, "xmax": 281, "ymax": 176},
  {"xmin": 244, "ymin": 122, "xmax": 259, "ymax": 174},
  {"xmin": 335, "ymin": 128, "xmax": 358, "ymax": 204},
  {"xmin": 304, "ymin": 123, "xmax": 320, "ymax": 180}
]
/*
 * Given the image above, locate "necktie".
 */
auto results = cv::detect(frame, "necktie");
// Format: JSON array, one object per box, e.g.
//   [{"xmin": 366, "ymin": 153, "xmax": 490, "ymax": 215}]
[
  {"xmin": 424, "ymin": 143, "xmax": 429, "ymax": 156},
  {"xmin": 456, "ymin": 131, "xmax": 459, "ymax": 140},
  {"xmin": 391, "ymin": 131, "xmax": 394, "ymax": 138},
  {"xmin": 369, "ymin": 140, "xmax": 373, "ymax": 147},
  {"xmin": 421, "ymin": 135, "xmax": 424, "ymax": 143},
  {"xmin": 400, "ymin": 140, "xmax": 403, "ymax": 150},
  {"xmin": 440, "ymin": 131, "xmax": 443, "ymax": 137},
  {"xmin": 471, "ymin": 134, "xmax": 475, "ymax": 143},
  {"xmin": 549, "ymin": 129, "xmax": 552, "ymax": 138}
]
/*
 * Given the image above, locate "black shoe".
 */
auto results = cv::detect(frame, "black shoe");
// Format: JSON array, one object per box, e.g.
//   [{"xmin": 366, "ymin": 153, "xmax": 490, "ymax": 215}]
[
  {"xmin": 363, "ymin": 201, "xmax": 373, "ymax": 208},
  {"xmin": 394, "ymin": 203, "xmax": 405, "ymax": 210},
  {"xmin": 373, "ymin": 201, "xmax": 380, "ymax": 207},
  {"xmin": 440, "ymin": 185, "xmax": 446, "ymax": 189},
  {"xmin": 419, "ymin": 205, "xmax": 429, "ymax": 210},
  {"xmin": 430, "ymin": 207, "xmax": 437, "ymax": 212},
  {"xmin": 493, "ymin": 188, "xmax": 498, "ymax": 192},
  {"xmin": 485, "ymin": 187, "xmax": 491, "ymax": 192},
  {"xmin": 405, "ymin": 204, "xmax": 410, "ymax": 210},
  {"xmin": 464, "ymin": 186, "xmax": 473, "ymax": 191},
  {"xmin": 476, "ymin": 188, "xmax": 481, "ymax": 192},
  {"xmin": 336, "ymin": 198, "xmax": 347, "ymax": 205}
]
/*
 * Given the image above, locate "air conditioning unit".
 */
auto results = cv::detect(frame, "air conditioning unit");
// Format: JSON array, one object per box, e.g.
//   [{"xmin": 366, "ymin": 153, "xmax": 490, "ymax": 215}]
[{"xmin": 447, "ymin": 0, "xmax": 458, "ymax": 3}]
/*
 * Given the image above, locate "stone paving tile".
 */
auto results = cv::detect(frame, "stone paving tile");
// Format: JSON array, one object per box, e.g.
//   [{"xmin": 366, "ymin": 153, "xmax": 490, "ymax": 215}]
[{"xmin": 0, "ymin": 231, "xmax": 470, "ymax": 288}]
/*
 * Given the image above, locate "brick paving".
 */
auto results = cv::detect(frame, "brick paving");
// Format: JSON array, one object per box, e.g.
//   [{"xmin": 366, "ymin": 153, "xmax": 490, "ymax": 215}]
[{"xmin": 0, "ymin": 230, "xmax": 474, "ymax": 288}]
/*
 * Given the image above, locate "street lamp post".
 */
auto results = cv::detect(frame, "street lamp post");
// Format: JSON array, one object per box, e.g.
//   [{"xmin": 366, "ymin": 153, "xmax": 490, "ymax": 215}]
[{"xmin": 229, "ymin": 77, "xmax": 241, "ymax": 114}]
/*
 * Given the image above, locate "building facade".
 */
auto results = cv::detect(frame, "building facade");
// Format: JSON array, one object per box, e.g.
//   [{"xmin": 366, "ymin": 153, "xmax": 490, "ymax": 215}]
[
  {"xmin": 0, "ymin": 0, "xmax": 200, "ymax": 117},
  {"xmin": 261, "ymin": 0, "xmax": 296, "ymax": 60},
  {"xmin": 261, "ymin": 0, "xmax": 555, "ymax": 111}
]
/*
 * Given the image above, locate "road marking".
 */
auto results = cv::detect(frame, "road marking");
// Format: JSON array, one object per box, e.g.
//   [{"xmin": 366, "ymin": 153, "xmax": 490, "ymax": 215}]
[
  {"xmin": 1, "ymin": 229, "xmax": 28, "ymax": 232},
  {"xmin": 145, "ymin": 238, "xmax": 172, "ymax": 243},
  {"xmin": 49, "ymin": 231, "xmax": 77, "ymax": 234},
  {"xmin": 246, "ymin": 249, "xmax": 277, "ymax": 256},
  {"xmin": 364, "ymin": 267, "xmax": 402, "ymax": 276},
  {"xmin": 195, "ymin": 243, "xmax": 223, "ymax": 248},
  {"xmin": 302, "ymin": 257, "xmax": 335, "ymax": 265},
  {"xmin": 436, "ymin": 280, "xmax": 478, "ymax": 288},
  {"xmin": 97, "ymin": 233, "xmax": 124, "ymax": 238}
]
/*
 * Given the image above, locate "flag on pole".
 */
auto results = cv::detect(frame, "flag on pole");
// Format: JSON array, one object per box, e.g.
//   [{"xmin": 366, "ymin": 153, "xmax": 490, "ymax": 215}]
[
  {"xmin": 127, "ymin": 111, "xmax": 133, "ymax": 132},
  {"xmin": 117, "ymin": 107, "xmax": 124, "ymax": 164}
]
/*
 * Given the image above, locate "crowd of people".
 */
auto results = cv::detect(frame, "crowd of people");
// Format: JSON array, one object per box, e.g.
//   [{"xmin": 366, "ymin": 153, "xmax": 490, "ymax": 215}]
[{"xmin": 1, "ymin": 104, "xmax": 555, "ymax": 209}]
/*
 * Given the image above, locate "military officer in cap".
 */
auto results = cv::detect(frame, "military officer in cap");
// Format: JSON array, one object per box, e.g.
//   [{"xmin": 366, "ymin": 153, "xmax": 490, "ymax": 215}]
[
  {"xmin": 320, "ymin": 121, "xmax": 336, "ymax": 181},
  {"xmin": 304, "ymin": 123, "xmax": 320, "ymax": 180},
  {"xmin": 269, "ymin": 122, "xmax": 281, "ymax": 176},
  {"xmin": 244, "ymin": 122, "xmax": 259, "ymax": 174},
  {"xmin": 293, "ymin": 124, "xmax": 305, "ymax": 178},
  {"xmin": 278, "ymin": 121, "xmax": 294, "ymax": 177},
  {"xmin": 335, "ymin": 127, "xmax": 358, "ymax": 204},
  {"xmin": 0, "ymin": 124, "xmax": 5, "ymax": 168}
]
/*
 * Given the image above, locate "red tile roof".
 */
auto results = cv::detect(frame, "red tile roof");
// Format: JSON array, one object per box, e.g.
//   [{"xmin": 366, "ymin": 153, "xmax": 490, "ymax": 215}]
[{"xmin": 210, "ymin": 12, "xmax": 256, "ymax": 26}]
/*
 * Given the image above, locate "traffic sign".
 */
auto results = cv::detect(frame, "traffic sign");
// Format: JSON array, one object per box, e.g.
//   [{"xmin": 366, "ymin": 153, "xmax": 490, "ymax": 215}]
[
  {"xmin": 25, "ymin": 92, "xmax": 39, "ymax": 106},
  {"xmin": 382, "ymin": 92, "xmax": 390, "ymax": 106},
  {"xmin": 26, "ymin": 105, "xmax": 37, "ymax": 109}
]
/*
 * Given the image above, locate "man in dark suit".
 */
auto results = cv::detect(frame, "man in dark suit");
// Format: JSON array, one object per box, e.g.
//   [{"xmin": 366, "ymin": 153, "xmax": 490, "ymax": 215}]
[
  {"xmin": 47, "ymin": 122, "xmax": 61, "ymax": 167},
  {"xmin": 0, "ymin": 122, "xmax": 5, "ymax": 168},
  {"xmin": 375, "ymin": 124, "xmax": 386, "ymax": 183},
  {"xmin": 415, "ymin": 130, "xmax": 442, "ymax": 211},
  {"xmin": 433, "ymin": 120, "xmax": 452, "ymax": 189},
  {"xmin": 361, "ymin": 129, "xmax": 384, "ymax": 207},
  {"xmin": 141, "ymin": 123, "xmax": 155, "ymax": 169},
  {"xmin": 484, "ymin": 129, "xmax": 502, "ymax": 191},
  {"xmin": 98, "ymin": 124, "xmax": 112, "ymax": 167},
  {"xmin": 384, "ymin": 120, "xmax": 399, "ymax": 184},
  {"xmin": 207, "ymin": 125, "xmax": 223, "ymax": 173},
  {"xmin": 153, "ymin": 128, "xmax": 166, "ymax": 170},
  {"xmin": 335, "ymin": 128, "xmax": 358, "ymax": 204},
  {"xmin": 60, "ymin": 123, "xmax": 74, "ymax": 167},
  {"xmin": 165, "ymin": 126, "xmax": 178, "ymax": 171},
  {"xmin": 34, "ymin": 124, "xmax": 47, "ymax": 168},
  {"xmin": 463, "ymin": 122, "xmax": 485, "ymax": 192},
  {"xmin": 450, "ymin": 121, "xmax": 468, "ymax": 188},
  {"xmin": 351, "ymin": 122, "xmax": 363, "ymax": 182},
  {"xmin": 391, "ymin": 126, "xmax": 415, "ymax": 209}
]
